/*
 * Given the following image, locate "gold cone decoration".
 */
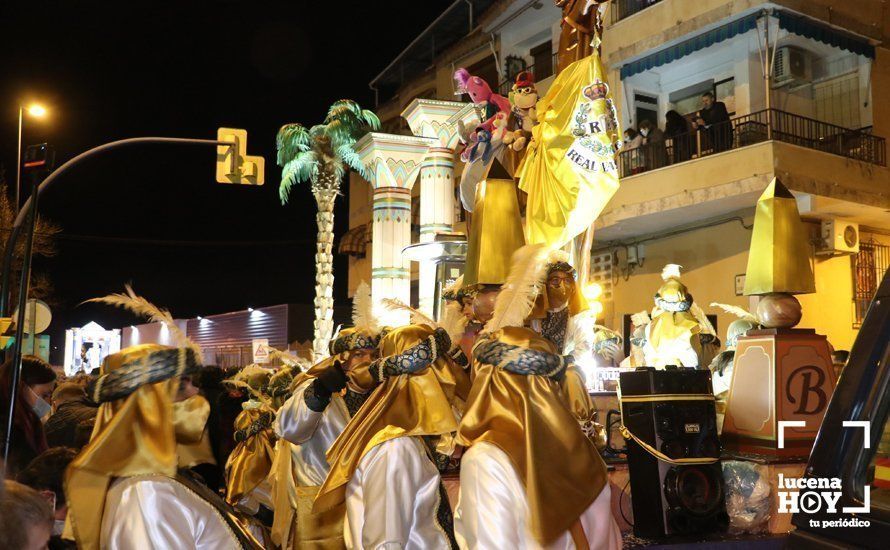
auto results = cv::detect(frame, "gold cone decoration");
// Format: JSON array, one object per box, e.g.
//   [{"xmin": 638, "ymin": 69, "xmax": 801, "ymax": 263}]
[
  {"xmin": 743, "ymin": 178, "xmax": 815, "ymax": 295},
  {"xmin": 463, "ymin": 179, "xmax": 526, "ymax": 287}
]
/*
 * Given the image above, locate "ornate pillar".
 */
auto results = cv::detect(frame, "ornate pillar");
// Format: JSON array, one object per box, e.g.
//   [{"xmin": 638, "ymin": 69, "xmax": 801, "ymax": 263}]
[
  {"xmin": 401, "ymin": 99, "xmax": 475, "ymax": 316},
  {"xmin": 355, "ymin": 132, "xmax": 434, "ymax": 326}
]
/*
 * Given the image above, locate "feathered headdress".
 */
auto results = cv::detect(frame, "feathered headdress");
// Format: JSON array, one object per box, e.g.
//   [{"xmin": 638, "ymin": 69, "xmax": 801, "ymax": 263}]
[
  {"xmin": 662, "ymin": 263, "xmax": 682, "ymax": 281},
  {"xmin": 485, "ymin": 244, "xmax": 550, "ymax": 333},
  {"xmin": 85, "ymin": 284, "xmax": 203, "ymax": 363},
  {"xmin": 351, "ymin": 281, "xmax": 378, "ymax": 333},
  {"xmin": 267, "ymin": 346, "xmax": 308, "ymax": 371},
  {"xmin": 439, "ymin": 277, "xmax": 469, "ymax": 343},
  {"xmin": 223, "ymin": 364, "xmax": 274, "ymax": 403},
  {"xmin": 710, "ymin": 302, "xmax": 759, "ymax": 324},
  {"xmin": 381, "ymin": 298, "xmax": 436, "ymax": 327}
]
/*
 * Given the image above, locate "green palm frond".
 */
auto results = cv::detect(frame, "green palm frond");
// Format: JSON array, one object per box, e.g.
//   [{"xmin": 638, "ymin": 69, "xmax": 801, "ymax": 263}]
[
  {"xmin": 279, "ymin": 151, "xmax": 319, "ymax": 204},
  {"xmin": 325, "ymin": 99, "xmax": 363, "ymax": 122},
  {"xmin": 360, "ymin": 109, "xmax": 381, "ymax": 130},
  {"xmin": 336, "ymin": 144, "xmax": 366, "ymax": 178},
  {"xmin": 276, "ymin": 123, "xmax": 311, "ymax": 165}
]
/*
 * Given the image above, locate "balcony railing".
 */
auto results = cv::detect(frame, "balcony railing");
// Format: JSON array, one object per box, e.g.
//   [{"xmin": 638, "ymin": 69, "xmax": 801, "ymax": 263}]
[
  {"xmin": 617, "ymin": 108, "xmax": 886, "ymax": 178},
  {"xmin": 611, "ymin": 0, "xmax": 662, "ymax": 24},
  {"xmin": 497, "ymin": 51, "xmax": 559, "ymax": 96}
]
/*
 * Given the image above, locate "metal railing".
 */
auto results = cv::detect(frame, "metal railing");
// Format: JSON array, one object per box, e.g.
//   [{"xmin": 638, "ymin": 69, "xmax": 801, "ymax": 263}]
[
  {"xmin": 617, "ymin": 108, "xmax": 886, "ymax": 178},
  {"xmin": 497, "ymin": 52, "xmax": 559, "ymax": 96},
  {"xmin": 611, "ymin": 0, "xmax": 663, "ymax": 24}
]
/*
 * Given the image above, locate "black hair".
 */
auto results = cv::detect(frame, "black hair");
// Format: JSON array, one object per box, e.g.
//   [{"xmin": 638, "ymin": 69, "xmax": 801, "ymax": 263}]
[
  {"xmin": 701, "ymin": 90, "xmax": 715, "ymax": 99},
  {"xmin": 20, "ymin": 355, "xmax": 56, "ymax": 386},
  {"xmin": 17, "ymin": 447, "xmax": 78, "ymax": 507}
]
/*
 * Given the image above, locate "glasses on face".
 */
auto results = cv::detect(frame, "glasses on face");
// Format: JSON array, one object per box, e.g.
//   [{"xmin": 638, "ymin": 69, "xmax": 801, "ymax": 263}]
[{"xmin": 547, "ymin": 275, "xmax": 572, "ymax": 288}]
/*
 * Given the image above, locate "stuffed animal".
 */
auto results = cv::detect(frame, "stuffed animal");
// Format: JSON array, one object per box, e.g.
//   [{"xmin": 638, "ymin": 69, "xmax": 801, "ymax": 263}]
[
  {"xmin": 454, "ymin": 68, "xmax": 512, "ymax": 145},
  {"xmin": 506, "ymin": 70, "xmax": 539, "ymax": 151}
]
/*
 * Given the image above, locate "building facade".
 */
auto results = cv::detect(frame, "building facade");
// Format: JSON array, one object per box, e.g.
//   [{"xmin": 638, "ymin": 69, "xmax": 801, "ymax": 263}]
[{"xmin": 342, "ymin": 0, "xmax": 890, "ymax": 353}]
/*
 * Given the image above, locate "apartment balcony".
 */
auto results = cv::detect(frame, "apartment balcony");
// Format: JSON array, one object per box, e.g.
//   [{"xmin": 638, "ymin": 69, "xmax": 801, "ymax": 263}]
[{"xmin": 596, "ymin": 109, "xmax": 890, "ymax": 242}]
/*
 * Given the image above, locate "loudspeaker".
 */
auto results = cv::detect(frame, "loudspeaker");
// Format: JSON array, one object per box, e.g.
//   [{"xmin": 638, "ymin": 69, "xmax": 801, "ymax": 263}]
[{"xmin": 619, "ymin": 367, "xmax": 728, "ymax": 538}]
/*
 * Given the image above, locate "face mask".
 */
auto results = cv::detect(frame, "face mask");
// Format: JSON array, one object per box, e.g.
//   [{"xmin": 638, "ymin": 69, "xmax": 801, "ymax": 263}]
[
  {"xmin": 53, "ymin": 519, "xmax": 66, "ymax": 536},
  {"xmin": 29, "ymin": 387, "xmax": 52, "ymax": 421},
  {"xmin": 640, "ymin": 128, "xmax": 649, "ymax": 137},
  {"xmin": 547, "ymin": 282, "xmax": 571, "ymax": 305}
]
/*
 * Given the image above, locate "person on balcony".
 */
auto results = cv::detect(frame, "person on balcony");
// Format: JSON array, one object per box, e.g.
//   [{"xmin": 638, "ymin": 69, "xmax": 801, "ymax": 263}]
[
  {"xmin": 639, "ymin": 119, "xmax": 666, "ymax": 169},
  {"xmin": 693, "ymin": 91, "xmax": 732, "ymax": 153},
  {"xmin": 623, "ymin": 127, "xmax": 644, "ymax": 174},
  {"xmin": 664, "ymin": 109, "xmax": 692, "ymax": 163}
]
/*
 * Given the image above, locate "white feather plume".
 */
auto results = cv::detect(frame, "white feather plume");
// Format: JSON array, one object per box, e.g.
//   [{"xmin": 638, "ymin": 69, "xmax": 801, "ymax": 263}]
[
  {"xmin": 85, "ymin": 284, "xmax": 203, "ymax": 363},
  {"xmin": 485, "ymin": 244, "xmax": 550, "ymax": 333},
  {"xmin": 710, "ymin": 302, "xmax": 759, "ymax": 324},
  {"xmin": 351, "ymin": 281, "xmax": 378, "ymax": 333},
  {"xmin": 443, "ymin": 275, "xmax": 463, "ymax": 296},
  {"xmin": 690, "ymin": 302, "xmax": 717, "ymax": 336},
  {"xmin": 381, "ymin": 298, "xmax": 437, "ymax": 327},
  {"xmin": 439, "ymin": 300, "xmax": 468, "ymax": 344},
  {"xmin": 662, "ymin": 263, "xmax": 682, "ymax": 281},
  {"xmin": 267, "ymin": 346, "xmax": 307, "ymax": 371}
]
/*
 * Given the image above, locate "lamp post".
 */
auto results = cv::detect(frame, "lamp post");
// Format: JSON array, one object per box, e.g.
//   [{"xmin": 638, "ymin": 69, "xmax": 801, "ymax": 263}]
[{"xmin": 16, "ymin": 104, "xmax": 48, "ymax": 210}]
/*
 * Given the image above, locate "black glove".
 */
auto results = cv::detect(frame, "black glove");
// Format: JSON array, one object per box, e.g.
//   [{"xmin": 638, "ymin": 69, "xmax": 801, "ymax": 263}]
[{"xmin": 304, "ymin": 362, "xmax": 348, "ymax": 412}]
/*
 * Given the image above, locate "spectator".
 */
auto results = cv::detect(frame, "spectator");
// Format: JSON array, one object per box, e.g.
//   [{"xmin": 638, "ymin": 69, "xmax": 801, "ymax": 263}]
[
  {"xmin": 693, "ymin": 91, "xmax": 732, "ymax": 152},
  {"xmin": 623, "ymin": 128, "xmax": 645, "ymax": 174},
  {"xmin": 44, "ymin": 382, "xmax": 98, "ymax": 448},
  {"xmin": 0, "ymin": 479, "xmax": 54, "ymax": 550},
  {"xmin": 73, "ymin": 418, "xmax": 95, "ymax": 450},
  {"xmin": 664, "ymin": 109, "xmax": 692, "ymax": 163},
  {"xmin": 0, "ymin": 357, "xmax": 53, "ymax": 476},
  {"xmin": 193, "ymin": 365, "xmax": 227, "ymax": 472},
  {"xmin": 17, "ymin": 447, "xmax": 78, "ymax": 547},
  {"xmin": 639, "ymin": 119, "xmax": 667, "ymax": 169}
]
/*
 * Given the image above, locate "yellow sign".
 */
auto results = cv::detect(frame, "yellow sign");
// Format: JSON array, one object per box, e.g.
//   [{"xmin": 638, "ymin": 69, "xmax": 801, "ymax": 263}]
[{"xmin": 216, "ymin": 128, "xmax": 265, "ymax": 185}]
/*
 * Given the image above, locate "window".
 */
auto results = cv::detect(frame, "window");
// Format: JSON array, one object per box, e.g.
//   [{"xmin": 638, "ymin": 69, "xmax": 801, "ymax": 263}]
[
  {"xmin": 468, "ymin": 56, "xmax": 499, "ymax": 92},
  {"xmin": 852, "ymin": 240, "xmax": 890, "ymax": 327},
  {"xmin": 531, "ymin": 41, "xmax": 553, "ymax": 81}
]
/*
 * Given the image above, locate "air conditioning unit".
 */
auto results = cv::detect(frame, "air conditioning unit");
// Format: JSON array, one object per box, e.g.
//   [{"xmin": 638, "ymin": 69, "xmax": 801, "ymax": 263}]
[
  {"xmin": 819, "ymin": 219, "xmax": 859, "ymax": 255},
  {"xmin": 772, "ymin": 46, "xmax": 812, "ymax": 88}
]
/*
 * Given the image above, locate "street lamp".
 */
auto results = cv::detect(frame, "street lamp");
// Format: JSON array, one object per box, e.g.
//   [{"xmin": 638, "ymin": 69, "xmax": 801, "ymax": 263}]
[{"xmin": 16, "ymin": 103, "xmax": 48, "ymax": 210}]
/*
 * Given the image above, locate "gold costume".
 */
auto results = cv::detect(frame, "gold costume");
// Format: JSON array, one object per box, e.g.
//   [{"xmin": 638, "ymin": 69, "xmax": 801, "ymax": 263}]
[
  {"xmin": 225, "ymin": 403, "xmax": 276, "ymax": 508},
  {"xmin": 457, "ymin": 327, "xmax": 610, "ymax": 545},
  {"xmin": 315, "ymin": 324, "xmax": 470, "ymax": 514},
  {"xmin": 173, "ymin": 394, "xmax": 217, "ymax": 469}
]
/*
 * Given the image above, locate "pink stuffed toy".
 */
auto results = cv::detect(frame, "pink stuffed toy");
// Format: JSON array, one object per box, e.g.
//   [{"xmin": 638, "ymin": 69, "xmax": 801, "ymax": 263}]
[{"xmin": 454, "ymin": 68, "xmax": 512, "ymax": 161}]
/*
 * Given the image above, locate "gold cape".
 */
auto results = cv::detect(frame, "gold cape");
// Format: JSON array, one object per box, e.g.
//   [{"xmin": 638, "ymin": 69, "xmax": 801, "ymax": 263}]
[
  {"xmin": 271, "ymin": 354, "xmax": 371, "ymax": 548},
  {"xmin": 225, "ymin": 404, "xmax": 276, "ymax": 506},
  {"xmin": 457, "ymin": 327, "xmax": 608, "ymax": 545},
  {"xmin": 64, "ymin": 344, "xmax": 181, "ymax": 550},
  {"xmin": 517, "ymin": 53, "xmax": 620, "ymax": 249},
  {"xmin": 314, "ymin": 324, "xmax": 470, "ymax": 514},
  {"xmin": 173, "ymin": 394, "xmax": 217, "ymax": 468},
  {"xmin": 648, "ymin": 309, "xmax": 703, "ymax": 366}
]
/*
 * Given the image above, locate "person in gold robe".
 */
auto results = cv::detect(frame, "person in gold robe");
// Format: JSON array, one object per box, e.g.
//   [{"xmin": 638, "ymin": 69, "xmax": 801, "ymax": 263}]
[
  {"xmin": 455, "ymin": 244, "xmax": 621, "ymax": 549},
  {"xmin": 272, "ymin": 282, "xmax": 381, "ymax": 549},
  {"xmin": 314, "ymin": 324, "xmax": 470, "ymax": 549},
  {"xmin": 223, "ymin": 365, "xmax": 276, "ymax": 519},
  {"xmin": 555, "ymin": 1, "xmax": 609, "ymax": 73},
  {"xmin": 64, "ymin": 288, "xmax": 268, "ymax": 549}
]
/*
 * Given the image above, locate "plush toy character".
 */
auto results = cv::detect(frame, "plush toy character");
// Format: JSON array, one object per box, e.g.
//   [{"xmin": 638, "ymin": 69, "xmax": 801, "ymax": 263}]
[
  {"xmin": 454, "ymin": 68, "xmax": 512, "ymax": 146},
  {"xmin": 505, "ymin": 71, "xmax": 539, "ymax": 151}
]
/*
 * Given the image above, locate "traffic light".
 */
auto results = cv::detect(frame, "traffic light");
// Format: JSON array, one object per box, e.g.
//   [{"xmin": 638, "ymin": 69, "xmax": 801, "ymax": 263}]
[{"xmin": 216, "ymin": 128, "xmax": 264, "ymax": 185}]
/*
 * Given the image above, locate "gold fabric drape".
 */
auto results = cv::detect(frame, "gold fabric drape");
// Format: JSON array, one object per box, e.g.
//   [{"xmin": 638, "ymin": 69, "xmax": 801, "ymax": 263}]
[
  {"xmin": 744, "ymin": 178, "xmax": 816, "ymax": 295},
  {"xmin": 173, "ymin": 394, "xmax": 217, "ymax": 468},
  {"xmin": 517, "ymin": 52, "xmax": 620, "ymax": 250},
  {"xmin": 463, "ymin": 179, "xmax": 527, "ymax": 287},
  {"xmin": 314, "ymin": 325, "xmax": 470, "ymax": 514},
  {"xmin": 65, "ymin": 344, "xmax": 181, "ymax": 550},
  {"xmin": 225, "ymin": 405, "xmax": 276, "ymax": 506},
  {"xmin": 457, "ymin": 327, "xmax": 608, "ymax": 544}
]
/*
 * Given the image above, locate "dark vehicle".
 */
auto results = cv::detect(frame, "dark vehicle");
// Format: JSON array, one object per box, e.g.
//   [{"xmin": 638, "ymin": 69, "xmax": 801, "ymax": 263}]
[{"xmin": 789, "ymin": 268, "xmax": 890, "ymax": 548}]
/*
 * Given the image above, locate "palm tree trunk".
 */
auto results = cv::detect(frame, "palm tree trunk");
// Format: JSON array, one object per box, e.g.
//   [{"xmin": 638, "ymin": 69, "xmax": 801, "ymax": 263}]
[{"xmin": 311, "ymin": 187, "xmax": 338, "ymax": 360}]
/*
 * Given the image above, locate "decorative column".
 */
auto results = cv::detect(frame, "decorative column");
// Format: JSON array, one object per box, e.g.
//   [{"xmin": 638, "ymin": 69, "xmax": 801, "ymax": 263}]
[
  {"xmin": 355, "ymin": 132, "xmax": 434, "ymax": 326},
  {"xmin": 401, "ymin": 99, "xmax": 475, "ymax": 316}
]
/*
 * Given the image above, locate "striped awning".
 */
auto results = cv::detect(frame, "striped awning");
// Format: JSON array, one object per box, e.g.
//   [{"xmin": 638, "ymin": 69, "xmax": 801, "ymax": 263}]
[
  {"xmin": 620, "ymin": 10, "xmax": 874, "ymax": 79},
  {"xmin": 338, "ymin": 223, "xmax": 371, "ymax": 257}
]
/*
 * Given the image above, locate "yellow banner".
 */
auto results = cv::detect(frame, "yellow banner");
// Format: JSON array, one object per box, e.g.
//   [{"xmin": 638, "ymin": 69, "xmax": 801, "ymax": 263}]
[{"xmin": 518, "ymin": 53, "xmax": 621, "ymax": 249}]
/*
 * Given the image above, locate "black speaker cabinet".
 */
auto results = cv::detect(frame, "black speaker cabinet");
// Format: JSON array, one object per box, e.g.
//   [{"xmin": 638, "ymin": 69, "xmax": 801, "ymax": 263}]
[{"xmin": 619, "ymin": 367, "xmax": 728, "ymax": 539}]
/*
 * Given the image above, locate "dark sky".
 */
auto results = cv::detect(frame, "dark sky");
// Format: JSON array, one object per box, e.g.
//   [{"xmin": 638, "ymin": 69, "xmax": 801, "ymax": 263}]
[{"xmin": 0, "ymin": 0, "xmax": 450, "ymax": 361}]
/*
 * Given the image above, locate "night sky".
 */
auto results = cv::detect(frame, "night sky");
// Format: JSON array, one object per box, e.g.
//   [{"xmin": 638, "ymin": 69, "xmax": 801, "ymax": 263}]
[{"xmin": 0, "ymin": 0, "xmax": 450, "ymax": 362}]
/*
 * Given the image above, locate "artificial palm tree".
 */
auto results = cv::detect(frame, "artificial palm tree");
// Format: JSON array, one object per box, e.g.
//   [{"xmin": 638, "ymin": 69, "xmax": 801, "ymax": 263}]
[{"xmin": 277, "ymin": 99, "xmax": 380, "ymax": 359}]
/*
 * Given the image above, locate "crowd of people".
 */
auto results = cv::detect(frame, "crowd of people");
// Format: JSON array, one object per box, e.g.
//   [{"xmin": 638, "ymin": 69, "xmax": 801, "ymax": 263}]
[
  {"xmin": 0, "ymin": 251, "xmax": 625, "ymax": 549},
  {"xmin": 620, "ymin": 91, "xmax": 733, "ymax": 174}
]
